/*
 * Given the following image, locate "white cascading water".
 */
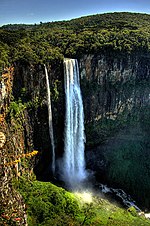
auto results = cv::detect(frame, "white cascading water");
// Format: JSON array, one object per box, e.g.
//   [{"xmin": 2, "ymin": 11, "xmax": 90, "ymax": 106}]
[
  {"xmin": 63, "ymin": 58, "xmax": 86, "ymax": 187},
  {"xmin": 44, "ymin": 64, "xmax": 55, "ymax": 174}
]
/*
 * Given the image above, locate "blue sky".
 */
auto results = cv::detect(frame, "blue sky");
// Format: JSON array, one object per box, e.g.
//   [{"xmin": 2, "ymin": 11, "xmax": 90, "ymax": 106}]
[{"xmin": 0, "ymin": 0, "xmax": 150, "ymax": 26}]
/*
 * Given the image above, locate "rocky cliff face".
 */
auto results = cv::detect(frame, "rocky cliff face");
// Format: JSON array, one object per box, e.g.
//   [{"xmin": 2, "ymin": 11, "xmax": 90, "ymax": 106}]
[
  {"xmin": 0, "ymin": 68, "xmax": 28, "ymax": 225},
  {"xmin": 1, "ymin": 52, "xmax": 150, "ymax": 212},
  {"xmin": 80, "ymin": 53, "xmax": 150, "ymax": 125},
  {"xmin": 12, "ymin": 61, "xmax": 65, "ymax": 180},
  {"xmin": 79, "ymin": 53, "xmax": 150, "ymax": 209}
]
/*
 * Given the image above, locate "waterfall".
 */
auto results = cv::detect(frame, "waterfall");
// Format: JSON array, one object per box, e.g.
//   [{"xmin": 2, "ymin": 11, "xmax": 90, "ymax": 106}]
[
  {"xmin": 63, "ymin": 58, "xmax": 86, "ymax": 187},
  {"xmin": 44, "ymin": 65, "xmax": 55, "ymax": 174}
]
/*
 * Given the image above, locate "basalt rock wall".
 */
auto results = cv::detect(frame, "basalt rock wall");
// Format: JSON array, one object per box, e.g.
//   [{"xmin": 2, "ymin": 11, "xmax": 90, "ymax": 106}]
[
  {"xmin": 79, "ymin": 52, "xmax": 150, "ymax": 209},
  {"xmin": 12, "ymin": 61, "xmax": 65, "ymax": 180},
  {"xmin": 5, "ymin": 52, "xmax": 150, "ymax": 208}
]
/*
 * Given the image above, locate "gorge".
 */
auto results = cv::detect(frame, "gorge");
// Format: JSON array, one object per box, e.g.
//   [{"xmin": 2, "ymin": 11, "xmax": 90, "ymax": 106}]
[{"xmin": 0, "ymin": 12, "xmax": 150, "ymax": 225}]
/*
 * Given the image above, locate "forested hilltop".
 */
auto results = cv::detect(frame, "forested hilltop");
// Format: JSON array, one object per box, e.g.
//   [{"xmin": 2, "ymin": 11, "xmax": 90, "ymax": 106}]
[{"xmin": 1, "ymin": 12, "xmax": 150, "ymax": 71}]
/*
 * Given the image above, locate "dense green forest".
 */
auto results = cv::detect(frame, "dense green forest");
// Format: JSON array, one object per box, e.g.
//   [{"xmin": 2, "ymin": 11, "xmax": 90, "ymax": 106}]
[{"xmin": 1, "ymin": 12, "xmax": 150, "ymax": 71}]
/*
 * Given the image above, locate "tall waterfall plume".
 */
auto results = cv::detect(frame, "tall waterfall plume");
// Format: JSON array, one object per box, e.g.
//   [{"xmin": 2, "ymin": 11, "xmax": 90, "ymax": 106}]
[
  {"xmin": 63, "ymin": 58, "xmax": 86, "ymax": 187},
  {"xmin": 44, "ymin": 65, "xmax": 55, "ymax": 174}
]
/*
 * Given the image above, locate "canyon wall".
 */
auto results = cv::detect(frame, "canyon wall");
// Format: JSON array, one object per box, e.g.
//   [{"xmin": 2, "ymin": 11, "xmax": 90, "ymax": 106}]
[
  {"xmin": 79, "ymin": 52, "xmax": 150, "ymax": 209},
  {"xmin": 1, "ymin": 51, "xmax": 150, "ymax": 211},
  {"xmin": 12, "ymin": 61, "xmax": 65, "ymax": 180}
]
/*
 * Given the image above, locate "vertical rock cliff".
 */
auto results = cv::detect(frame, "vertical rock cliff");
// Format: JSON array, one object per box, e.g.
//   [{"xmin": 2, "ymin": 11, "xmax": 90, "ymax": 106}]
[
  {"xmin": 79, "ymin": 52, "xmax": 150, "ymax": 209},
  {"xmin": 80, "ymin": 53, "xmax": 150, "ymax": 126},
  {"xmin": 12, "ymin": 61, "xmax": 65, "ymax": 180},
  {"xmin": 0, "ymin": 67, "xmax": 28, "ymax": 225},
  {"xmin": 1, "ymin": 51, "xmax": 150, "ymax": 212}
]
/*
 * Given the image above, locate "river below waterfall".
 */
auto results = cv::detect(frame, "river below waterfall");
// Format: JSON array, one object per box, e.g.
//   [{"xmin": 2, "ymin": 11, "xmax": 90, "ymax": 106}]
[{"xmin": 98, "ymin": 183, "xmax": 141, "ymax": 211}]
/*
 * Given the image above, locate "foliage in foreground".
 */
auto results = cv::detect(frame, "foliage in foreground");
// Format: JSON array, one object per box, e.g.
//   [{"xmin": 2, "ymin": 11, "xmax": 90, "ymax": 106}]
[{"xmin": 14, "ymin": 177, "xmax": 150, "ymax": 226}]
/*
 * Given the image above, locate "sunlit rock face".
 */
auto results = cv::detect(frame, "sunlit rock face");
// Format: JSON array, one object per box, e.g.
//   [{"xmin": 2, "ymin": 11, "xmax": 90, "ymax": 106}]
[
  {"xmin": 0, "ymin": 82, "xmax": 7, "ymax": 100},
  {"xmin": 0, "ymin": 132, "xmax": 6, "ymax": 148}
]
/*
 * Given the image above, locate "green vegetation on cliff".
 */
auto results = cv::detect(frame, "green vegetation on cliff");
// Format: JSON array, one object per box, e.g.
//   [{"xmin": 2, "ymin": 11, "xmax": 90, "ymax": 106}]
[
  {"xmin": 13, "ymin": 177, "xmax": 150, "ymax": 226},
  {"xmin": 1, "ymin": 12, "xmax": 150, "ymax": 70}
]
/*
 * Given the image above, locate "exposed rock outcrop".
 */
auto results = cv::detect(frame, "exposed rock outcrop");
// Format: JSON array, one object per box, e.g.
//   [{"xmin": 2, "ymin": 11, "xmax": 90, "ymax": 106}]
[
  {"xmin": 80, "ymin": 53, "xmax": 150, "ymax": 125},
  {"xmin": 0, "ymin": 132, "xmax": 6, "ymax": 149},
  {"xmin": 0, "ymin": 68, "xmax": 28, "ymax": 225}
]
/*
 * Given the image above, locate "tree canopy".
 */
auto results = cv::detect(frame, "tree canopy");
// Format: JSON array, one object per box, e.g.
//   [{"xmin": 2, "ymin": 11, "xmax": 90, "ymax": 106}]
[{"xmin": 1, "ymin": 12, "xmax": 150, "ymax": 69}]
